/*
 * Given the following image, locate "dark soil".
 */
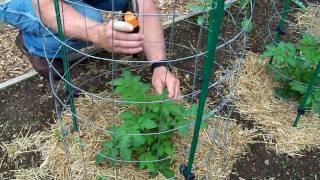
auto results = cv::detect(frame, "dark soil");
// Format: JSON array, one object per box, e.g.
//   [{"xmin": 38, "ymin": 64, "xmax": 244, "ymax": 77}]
[
  {"xmin": 230, "ymin": 2, "xmax": 320, "ymax": 179},
  {"xmin": 247, "ymin": 0, "xmax": 277, "ymax": 53},
  {"xmin": 0, "ymin": 75, "xmax": 54, "ymax": 179},
  {"xmin": 0, "ymin": 150, "xmax": 42, "ymax": 179},
  {"xmin": 1, "ymin": 1, "xmax": 319, "ymax": 179},
  {"xmin": 229, "ymin": 141, "xmax": 320, "ymax": 179},
  {"xmin": 0, "ymin": 76, "xmax": 54, "ymax": 142}
]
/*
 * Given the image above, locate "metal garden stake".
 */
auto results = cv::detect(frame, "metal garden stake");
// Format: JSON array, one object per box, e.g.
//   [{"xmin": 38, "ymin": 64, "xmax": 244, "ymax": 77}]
[
  {"xmin": 53, "ymin": 0, "xmax": 79, "ymax": 131},
  {"xmin": 180, "ymin": 0, "xmax": 226, "ymax": 179}
]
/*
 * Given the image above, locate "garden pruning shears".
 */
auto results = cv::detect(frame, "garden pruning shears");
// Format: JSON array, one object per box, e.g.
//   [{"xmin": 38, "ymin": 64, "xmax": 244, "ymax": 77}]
[{"xmin": 123, "ymin": 0, "xmax": 140, "ymax": 33}]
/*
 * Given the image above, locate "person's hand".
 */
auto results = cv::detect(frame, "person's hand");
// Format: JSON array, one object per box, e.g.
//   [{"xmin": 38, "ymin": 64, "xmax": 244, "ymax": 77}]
[
  {"xmin": 93, "ymin": 21, "xmax": 144, "ymax": 54},
  {"xmin": 152, "ymin": 66, "xmax": 180, "ymax": 99}
]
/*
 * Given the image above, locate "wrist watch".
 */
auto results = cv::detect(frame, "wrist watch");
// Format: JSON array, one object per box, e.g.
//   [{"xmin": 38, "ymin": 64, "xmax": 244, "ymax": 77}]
[{"xmin": 151, "ymin": 61, "xmax": 171, "ymax": 72}]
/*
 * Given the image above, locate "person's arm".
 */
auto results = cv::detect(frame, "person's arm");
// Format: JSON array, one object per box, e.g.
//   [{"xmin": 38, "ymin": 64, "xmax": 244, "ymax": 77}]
[
  {"xmin": 32, "ymin": 0, "xmax": 144, "ymax": 54},
  {"xmin": 136, "ymin": 0, "xmax": 165, "ymax": 61},
  {"xmin": 137, "ymin": 0, "xmax": 180, "ymax": 99},
  {"xmin": 33, "ymin": 0, "xmax": 179, "ymax": 99}
]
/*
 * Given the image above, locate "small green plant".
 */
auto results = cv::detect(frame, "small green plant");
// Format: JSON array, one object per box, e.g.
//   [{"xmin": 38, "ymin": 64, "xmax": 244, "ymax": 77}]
[
  {"xmin": 187, "ymin": 0, "xmax": 252, "ymax": 33},
  {"xmin": 95, "ymin": 71, "xmax": 207, "ymax": 178},
  {"xmin": 96, "ymin": 174, "xmax": 108, "ymax": 180},
  {"xmin": 261, "ymin": 34, "xmax": 320, "ymax": 112}
]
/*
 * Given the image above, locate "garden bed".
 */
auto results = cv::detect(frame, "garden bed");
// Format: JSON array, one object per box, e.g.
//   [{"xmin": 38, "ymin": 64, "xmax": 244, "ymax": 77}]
[
  {"xmin": 230, "ymin": 52, "xmax": 320, "ymax": 179},
  {"xmin": 0, "ymin": 1, "xmax": 320, "ymax": 179},
  {"xmin": 0, "ymin": 10, "xmax": 248, "ymax": 180}
]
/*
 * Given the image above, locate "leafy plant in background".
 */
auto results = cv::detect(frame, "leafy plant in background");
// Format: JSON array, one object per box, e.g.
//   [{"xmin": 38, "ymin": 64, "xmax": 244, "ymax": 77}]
[
  {"xmin": 95, "ymin": 71, "xmax": 207, "ymax": 178},
  {"xmin": 261, "ymin": 34, "xmax": 320, "ymax": 112},
  {"xmin": 187, "ymin": 0, "xmax": 252, "ymax": 33}
]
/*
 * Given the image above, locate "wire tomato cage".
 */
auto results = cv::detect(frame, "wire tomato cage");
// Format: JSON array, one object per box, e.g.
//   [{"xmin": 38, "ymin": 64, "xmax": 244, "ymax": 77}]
[
  {"xmin": 267, "ymin": 0, "xmax": 320, "ymax": 127},
  {"xmin": 35, "ymin": 0, "xmax": 253, "ymax": 179}
]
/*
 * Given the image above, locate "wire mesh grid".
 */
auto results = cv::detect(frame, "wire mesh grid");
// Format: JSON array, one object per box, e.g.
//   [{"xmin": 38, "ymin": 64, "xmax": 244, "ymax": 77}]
[
  {"xmin": 264, "ymin": 1, "xmax": 320, "ymax": 113},
  {"xmin": 34, "ymin": 0, "xmax": 254, "ymax": 179}
]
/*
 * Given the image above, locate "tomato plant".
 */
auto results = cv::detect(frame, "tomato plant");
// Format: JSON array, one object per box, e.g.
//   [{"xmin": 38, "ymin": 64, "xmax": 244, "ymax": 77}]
[
  {"xmin": 95, "ymin": 71, "xmax": 207, "ymax": 178},
  {"xmin": 261, "ymin": 34, "xmax": 320, "ymax": 112}
]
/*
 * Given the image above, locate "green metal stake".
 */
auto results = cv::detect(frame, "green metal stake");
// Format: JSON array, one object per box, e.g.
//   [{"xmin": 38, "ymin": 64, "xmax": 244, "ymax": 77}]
[
  {"xmin": 275, "ymin": 0, "xmax": 291, "ymax": 44},
  {"xmin": 269, "ymin": 0, "xmax": 291, "ymax": 64},
  {"xmin": 53, "ymin": 0, "xmax": 79, "ymax": 131},
  {"xmin": 293, "ymin": 60, "xmax": 320, "ymax": 127},
  {"xmin": 181, "ymin": 0, "xmax": 225, "ymax": 179}
]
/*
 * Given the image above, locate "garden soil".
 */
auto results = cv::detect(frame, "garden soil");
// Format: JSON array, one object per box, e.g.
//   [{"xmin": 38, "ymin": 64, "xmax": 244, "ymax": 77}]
[{"xmin": 1, "ymin": 0, "xmax": 320, "ymax": 179}]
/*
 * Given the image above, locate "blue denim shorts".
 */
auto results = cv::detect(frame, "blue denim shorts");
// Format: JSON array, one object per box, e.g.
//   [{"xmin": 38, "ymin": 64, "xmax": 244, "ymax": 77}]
[{"xmin": 0, "ymin": 0, "xmax": 128, "ymax": 58}]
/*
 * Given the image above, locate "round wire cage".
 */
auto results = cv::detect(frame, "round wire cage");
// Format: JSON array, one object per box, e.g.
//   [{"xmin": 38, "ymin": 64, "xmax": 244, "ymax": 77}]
[
  {"xmin": 34, "ymin": 0, "xmax": 254, "ymax": 179},
  {"xmin": 265, "ymin": 1, "xmax": 320, "ymax": 112}
]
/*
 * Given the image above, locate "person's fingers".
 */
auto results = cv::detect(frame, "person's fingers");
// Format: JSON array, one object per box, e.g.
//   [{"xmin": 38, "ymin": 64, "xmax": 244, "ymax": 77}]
[
  {"xmin": 153, "ymin": 81, "xmax": 163, "ymax": 95},
  {"xmin": 112, "ymin": 21, "xmax": 134, "ymax": 32},
  {"xmin": 113, "ymin": 39, "xmax": 143, "ymax": 48},
  {"xmin": 110, "ymin": 30, "xmax": 144, "ymax": 41},
  {"xmin": 114, "ymin": 47, "xmax": 143, "ymax": 54},
  {"xmin": 167, "ymin": 78, "xmax": 176, "ymax": 99},
  {"xmin": 174, "ymin": 79, "xmax": 180, "ymax": 100}
]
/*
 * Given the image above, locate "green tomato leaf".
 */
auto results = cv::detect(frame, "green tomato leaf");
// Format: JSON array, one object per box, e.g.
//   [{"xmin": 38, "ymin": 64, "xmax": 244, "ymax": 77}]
[
  {"xmin": 289, "ymin": 81, "xmax": 307, "ymax": 94},
  {"xmin": 312, "ymin": 94, "xmax": 320, "ymax": 113},
  {"xmin": 178, "ymin": 126, "xmax": 189, "ymax": 136},
  {"xmin": 200, "ymin": 120, "xmax": 208, "ymax": 129},
  {"xmin": 160, "ymin": 168, "xmax": 175, "ymax": 178},
  {"xmin": 119, "ymin": 135, "xmax": 131, "ymax": 149},
  {"xmin": 144, "ymin": 136, "xmax": 156, "ymax": 145},
  {"xmin": 119, "ymin": 111, "xmax": 137, "ymax": 122},
  {"xmin": 141, "ymin": 119, "xmax": 158, "ymax": 129},
  {"xmin": 165, "ymin": 145, "xmax": 174, "ymax": 156},
  {"xmin": 170, "ymin": 105, "xmax": 186, "ymax": 117},
  {"xmin": 102, "ymin": 141, "xmax": 114, "ymax": 150},
  {"xmin": 96, "ymin": 152, "xmax": 106, "ymax": 165},
  {"xmin": 187, "ymin": 3, "xmax": 207, "ymax": 12},
  {"xmin": 158, "ymin": 145, "xmax": 165, "ymax": 156},
  {"xmin": 96, "ymin": 175, "xmax": 108, "ymax": 180},
  {"xmin": 131, "ymin": 135, "xmax": 145, "ymax": 147},
  {"xmin": 120, "ymin": 148, "xmax": 132, "ymax": 161},
  {"xmin": 108, "ymin": 148, "xmax": 118, "ymax": 166},
  {"xmin": 138, "ymin": 152, "xmax": 157, "ymax": 173}
]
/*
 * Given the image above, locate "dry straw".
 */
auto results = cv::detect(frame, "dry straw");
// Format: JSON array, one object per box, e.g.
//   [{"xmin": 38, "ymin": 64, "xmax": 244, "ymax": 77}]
[
  {"xmin": 295, "ymin": 3, "xmax": 320, "ymax": 36},
  {"xmin": 0, "ymin": 25, "xmax": 31, "ymax": 82},
  {"xmin": 235, "ymin": 52, "xmax": 320, "ymax": 156},
  {"xmin": 0, "ymin": 127, "xmax": 48, "ymax": 160},
  {"xmin": 9, "ymin": 91, "xmax": 254, "ymax": 179}
]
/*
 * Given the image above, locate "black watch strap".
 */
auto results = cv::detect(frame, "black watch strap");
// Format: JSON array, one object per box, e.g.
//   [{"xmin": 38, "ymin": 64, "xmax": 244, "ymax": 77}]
[{"xmin": 151, "ymin": 61, "xmax": 171, "ymax": 72}]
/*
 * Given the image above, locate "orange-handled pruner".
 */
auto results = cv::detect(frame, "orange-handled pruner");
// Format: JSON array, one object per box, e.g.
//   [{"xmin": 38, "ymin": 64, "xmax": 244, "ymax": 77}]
[{"xmin": 124, "ymin": 0, "xmax": 139, "ymax": 33}]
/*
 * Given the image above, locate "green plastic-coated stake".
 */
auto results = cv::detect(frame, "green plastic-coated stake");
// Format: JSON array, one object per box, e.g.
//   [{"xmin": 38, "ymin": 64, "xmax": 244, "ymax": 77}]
[
  {"xmin": 293, "ymin": 60, "xmax": 320, "ymax": 127},
  {"xmin": 185, "ymin": 0, "xmax": 225, "ymax": 178},
  {"xmin": 275, "ymin": 0, "xmax": 291, "ymax": 44},
  {"xmin": 269, "ymin": 0, "xmax": 291, "ymax": 64},
  {"xmin": 53, "ymin": 0, "xmax": 79, "ymax": 131}
]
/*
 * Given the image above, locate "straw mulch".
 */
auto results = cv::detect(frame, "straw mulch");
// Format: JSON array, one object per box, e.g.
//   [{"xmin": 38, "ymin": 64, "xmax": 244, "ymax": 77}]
[
  {"xmin": 235, "ymin": 52, "xmax": 320, "ymax": 156},
  {"xmin": 7, "ymin": 92, "xmax": 254, "ymax": 180},
  {"xmin": 0, "ymin": 24, "xmax": 32, "ymax": 82},
  {"xmin": 295, "ymin": 3, "xmax": 320, "ymax": 36}
]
